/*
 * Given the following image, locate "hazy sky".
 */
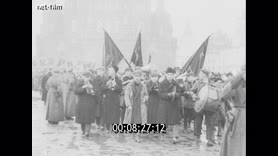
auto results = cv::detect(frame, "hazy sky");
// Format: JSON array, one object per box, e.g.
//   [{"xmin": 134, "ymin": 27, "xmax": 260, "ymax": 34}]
[
  {"xmin": 33, "ymin": 0, "xmax": 245, "ymax": 58},
  {"xmin": 158, "ymin": 0, "xmax": 245, "ymax": 37}
]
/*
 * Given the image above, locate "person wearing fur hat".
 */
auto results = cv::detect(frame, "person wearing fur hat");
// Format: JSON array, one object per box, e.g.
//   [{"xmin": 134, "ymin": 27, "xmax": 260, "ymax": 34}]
[
  {"xmin": 157, "ymin": 67, "xmax": 182, "ymax": 144},
  {"xmin": 124, "ymin": 69, "xmax": 149, "ymax": 142}
]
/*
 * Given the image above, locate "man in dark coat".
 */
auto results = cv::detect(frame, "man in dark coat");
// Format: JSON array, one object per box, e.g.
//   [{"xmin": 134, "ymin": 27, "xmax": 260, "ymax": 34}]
[
  {"xmin": 191, "ymin": 69, "xmax": 217, "ymax": 146},
  {"xmin": 101, "ymin": 66, "xmax": 122, "ymax": 133},
  {"xmin": 93, "ymin": 66, "xmax": 106, "ymax": 129},
  {"xmin": 41, "ymin": 69, "xmax": 52, "ymax": 105},
  {"xmin": 146, "ymin": 70, "xmax": 160, "ymax": 124},
  {"xmin": 158, "ymin": 67, "xmax": 182, "ymax": 144},
  {"xmin": 74, "ymin": 71, "xmax": 98, "ymax": 136}
]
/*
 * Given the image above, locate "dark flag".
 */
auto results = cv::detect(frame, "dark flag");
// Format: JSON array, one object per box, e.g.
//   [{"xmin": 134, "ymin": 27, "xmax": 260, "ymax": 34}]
[
  {"xmin": 104, "ymin": 31, "xmax": 124, "ymax": 68},
  {"xmin": 181, "ymin": 35, "xmax": 211, "ymax": 75},
  {"xmin": 130, "ymin": 32, "xmax": 143, "ymax": 67}
]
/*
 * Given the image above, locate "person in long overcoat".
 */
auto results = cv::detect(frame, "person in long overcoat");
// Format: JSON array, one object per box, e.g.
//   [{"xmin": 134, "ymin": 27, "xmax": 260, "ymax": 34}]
[
  {"xmin": 124, "ymin": 69, "xmax": 148, "ymax": 142},
  {"xmin": 64, "ymin": 69, "xmax": 77, "ymax": 120},
  {"xmin": 41, "ymin": 71, "xmax": 52, "ymax": 105},
  {"xmin": 45, "ymin": 69, "xmax": 64, "ymax": 124},
  {"xmin": 101, "ymin": 66, "xmax": 122, "ymax": 132},
  {"xmin": 219, "ymin": 66, "xmax": 246, "ymax": 156},
  {"xmin": 74, "ymin": 71, "xmax": 98, "ymax": 136},
  {"xmin": 120, "ymin": 67, "xmax": 133, "ymax": 123},
  {"xmin": 146, "ymin": 71, "xmax": 159, "ymax": 124},
  {"xmin": 93, "ymin": 66, "xmax": 106, "ymax": 129},
  {"xmin": 158, "ymin": 67, "xmax": 181, "ymax": 143},
  {"xmin": 59, "ymin": 70, "xmax": 70, "ymax": 118}
]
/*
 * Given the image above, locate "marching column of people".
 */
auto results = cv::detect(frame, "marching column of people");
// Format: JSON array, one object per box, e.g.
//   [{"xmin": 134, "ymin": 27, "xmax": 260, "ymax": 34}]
[{"xmin": 35, "ymin": 64, "xmax": 244, "ymax": 149}]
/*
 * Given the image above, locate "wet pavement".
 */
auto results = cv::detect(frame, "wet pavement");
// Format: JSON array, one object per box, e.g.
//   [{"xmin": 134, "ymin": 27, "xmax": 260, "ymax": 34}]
[{"xmin": 32, "ymin": 91, "xmax": 221, "ymax": 156}]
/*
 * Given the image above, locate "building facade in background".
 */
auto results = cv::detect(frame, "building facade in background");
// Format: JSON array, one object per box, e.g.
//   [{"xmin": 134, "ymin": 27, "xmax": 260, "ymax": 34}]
[
  {"xmin": 35, "ymin": 0, "xmax": 177, "ymax": 71},
  {"xmin": 177, "ymin": 12, "xmax": 245, "ymax": 73}
]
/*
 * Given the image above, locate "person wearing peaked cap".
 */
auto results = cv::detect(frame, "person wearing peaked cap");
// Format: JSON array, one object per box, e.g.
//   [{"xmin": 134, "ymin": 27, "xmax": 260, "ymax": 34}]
[
  {"xmin": 133, "ymin": 69, "xmax": 142, "ymax": 76},
  {"xmin": 191, "ymin": 68, "xmax": 217, "ymax": 146},
  {"xmin": 157, "ymin": 67, "xmax": 182, "ymax": 144},
  {"xmin": 150, "ymin": 70, "xmax": 160, "ymax": 77},
  {"xmin": 123, "ymin": 65, "xmax": 149, "ymax": 143}
]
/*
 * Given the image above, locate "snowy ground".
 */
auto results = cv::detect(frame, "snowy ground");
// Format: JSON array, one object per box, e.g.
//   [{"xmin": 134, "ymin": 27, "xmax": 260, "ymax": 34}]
[{"xmin": 32, "ymin": 91, "xmax": 220, "ymax": 156}]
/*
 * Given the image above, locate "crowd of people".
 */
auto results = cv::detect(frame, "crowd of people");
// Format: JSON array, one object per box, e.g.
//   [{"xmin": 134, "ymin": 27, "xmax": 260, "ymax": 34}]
[{"xmin": 32, "ymin": 61, "xmax": 246, "ymax": 156}]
